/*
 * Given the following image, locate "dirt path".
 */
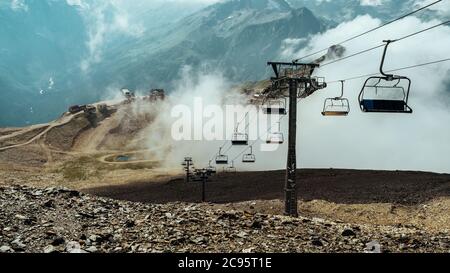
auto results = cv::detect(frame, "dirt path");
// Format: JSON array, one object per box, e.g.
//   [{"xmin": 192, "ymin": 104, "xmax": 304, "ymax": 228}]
[
  {"xmin": 0, "ymin": 113, "xmax": 81, "ymax": 152},
  {"xmin": 72, "ymin": 114, "xmax": 120, "ymax": 153},
  {"xmin": 0, "ymin": 124, "xmax": 48, "ymax": 141}
]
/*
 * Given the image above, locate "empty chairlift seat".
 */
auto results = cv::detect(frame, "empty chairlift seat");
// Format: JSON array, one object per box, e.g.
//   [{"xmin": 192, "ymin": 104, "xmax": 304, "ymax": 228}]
[
  {"xmin": 359, "ymin": 77, "xmax": 412, "ymax": 113},
  {"xmin": 359, "ymin": 40, "xmax": 413, "ymax": 114},
  {"xmin": 262, "ymin": 98, "xmax": 287, "ymax": 115},
  {"xmin": 215, "ymin": 154, "xmax": 228, "ymax": 165},
  {"xmin": 242, "ymin": 146, "xmax": 256, "ymax": 163},
  {"xmin": 215, "ymin": 148, "xmax": 229, "ymax": 165},
  {"xmin": 226, "ymin": 161, "xmax": 237, "ymax": 173},
  {"xmin": 266, "ymin": 132, "xmax": 284, "ymax": 144},
  {"xmin": 322, "ymin": 98, "xmax": 350, "ymax": 116},
  {"xmin": 206, "ymin": 160, "xmax": 217, "ymax": 174},
  {"xmin": 322, "ymin": 80, "xmax": 350, "ymax": 116},
  {"xmin": 266, "ymin": 121, "xmax": 284, "ymax": 144},
  {"xmin": 231, "ymin": 132, "xmax": 248, "ymax": 146}
]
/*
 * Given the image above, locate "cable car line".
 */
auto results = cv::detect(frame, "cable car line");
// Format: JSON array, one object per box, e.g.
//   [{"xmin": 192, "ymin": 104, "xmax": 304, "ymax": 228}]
[
  {"xmin": 320, "ymin": 20, "xmax": 450, "ymax": 68},
  {"xmin": 326, "ymin": 57, "xmax": 450, "ymax": 85},
  {"xmin": 292, "ymin": 0, "xmax": 444, "ymax": 62}
]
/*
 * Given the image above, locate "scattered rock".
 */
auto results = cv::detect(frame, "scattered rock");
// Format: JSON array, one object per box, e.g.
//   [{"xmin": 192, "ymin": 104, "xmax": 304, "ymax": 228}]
[
  {"xmin": 250, "ymin": 220, "xmax": 263, "ymax": 229},
  {"xmin": 364, "ymin": 241, "xmax": 382, "ymax": 253},
  {"xmin": 89, "ymin": 235, "xmax": 100, "ymax": 243},
  {"xmin": 51, "ymin": 237, "xmax": 65, "ymax": 246},
  {"xmin": 218, "ymin": 212, "xmax": 239, "ymax": 221},
  {"xmin": 15, "ymin": 214, "xmax": 27, "ymax": 220},
  {"xmin": 311, "ymin": 239, "xmax": 324, "ymax": 247},
  {"xmin": 0, "ymin": 245, "xmax": 13, "ymax": 253},
  {"xmin": 11, "ymin": 238, "xmax": 26, "ymax": 250},
  {"xmin": 86, "ymin": 246, "xmax": 98, "ymax": 253},
  {"xmin": 43, "ymin": 245, "xmax": 57, "ymax": 253},
  {"xmin": 191, "ymin": 236, "xmax": 206, "ymax": 245},
  {"xmin": 125, "ymin": 220, "xmax": 135, "ymax": 228},
  {"xmin": 43, "ymin": 200, "xmax": 55, "ymax": 208},
  {"xmin": 0, "ymin": 185, "xmax": 448, "ymax": 253},
  {"xmin": 342, "ymin": 229, "xmax": 356, "ymax": 237},
  {"xmin": 242, "ymin": 247, "xmax": 256, "ymax": 253},
  {"xmin": 65, "ymin": 241, "xmax": 86, "ymax": 253}
]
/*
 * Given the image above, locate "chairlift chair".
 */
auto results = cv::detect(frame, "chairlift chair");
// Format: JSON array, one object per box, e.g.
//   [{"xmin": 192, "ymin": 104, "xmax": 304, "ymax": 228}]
[
  {"xmin": 242, "ymin": 146, "xmax": 256, "ymax": 163},
  {"xmin": 262, "ymin": 98, "xmax": 287, "ymax": 115},
  {"xmin": 215, "ymin": 148, "xmax": 229, "ymax": 165},
  {"xmin": 266, "ymin": 121, "xmax": 284, "ymax": 144},
  {"xmin": 226, "ymin": 161, "xmax": 237, "ymax": 173},
  {"xmin": 359, "ymin": 40, "xmax": 413, "ymax": 113},
  {"xmin": 206, "ymin": 160, "xmax": 217, "ymax": 174},
  {"xmin": 322, "ymin": 80, "xmax": 350, "ymax": 116},
  {"xmin": 231, "ymin": 123, "xmax": 248, "ymax": 145}
]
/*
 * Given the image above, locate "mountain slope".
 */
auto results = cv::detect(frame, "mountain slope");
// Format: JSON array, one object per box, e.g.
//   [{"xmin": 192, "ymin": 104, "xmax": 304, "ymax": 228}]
[
  {"xmin": 0, "ymin": 0, "xmax": 88, "ymax": 126},
  {"xmin": 89, "ymin": 0, "xmax": 326, "ymax": 91}
]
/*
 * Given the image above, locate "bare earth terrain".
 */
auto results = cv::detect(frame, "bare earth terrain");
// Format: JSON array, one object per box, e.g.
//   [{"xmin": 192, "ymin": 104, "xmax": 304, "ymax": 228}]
[{"xmin": 0, "ymin": 99, "xmax": 448, "ymax": 253}]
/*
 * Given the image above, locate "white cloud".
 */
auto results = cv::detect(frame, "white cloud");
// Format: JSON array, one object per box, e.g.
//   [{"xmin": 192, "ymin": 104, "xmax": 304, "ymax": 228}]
[
  {"xmin": 280, "ymin": 38, "xmax": 307, "ymax": 60},
  {"xmin": 360, "ymin": 0, "xmax": 388, "ymax": 6},
  {"xmin": 75, "ymin": 1, "xmax": 146, "ymax": 72},
  {"xmin": 414, "ymin": 0, "xmax": 450, "ymax": 16},
  {"xmin": 10, "ymin": 0, "xmax": 28, "ymax": 11}
]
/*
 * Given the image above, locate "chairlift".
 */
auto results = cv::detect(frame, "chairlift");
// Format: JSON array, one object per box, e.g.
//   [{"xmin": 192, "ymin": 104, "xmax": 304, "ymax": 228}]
[
  {"xmin": 226, "ymin": 161, "xmax": 237, "ymax": 173},
  {"xmin": 206, "ymin": 160, "xmax": 217, "ymax": 174},
  {"xmin": 231, "ymin": 122, "xmax": 248, "ymax": 145},
  {"xmin": 266, "ymin": 121, "xmax": 284, "ymax": 144},
  {"xmin": 242, "ymin": 146, "xmax": 256, "ymax": 163},
  {"xmin": 322, "ymin": 80, "xmax": 350, "ymax": 116},
  {"xmin": 359, "ymin": 40, "xmax": 413, "ymax": 113},
  {"xmin": 262, "ymin": 98, "xmax": 287, "ymax": 115},
  {"xmin": 215, "ymin": 147, "xmax": 229, "ymax": 165}
]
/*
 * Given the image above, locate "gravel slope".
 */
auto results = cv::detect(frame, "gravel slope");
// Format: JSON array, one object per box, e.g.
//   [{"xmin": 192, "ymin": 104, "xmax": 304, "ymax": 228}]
[{"xmin": 0, "ymin": 185, "xmax": 449, "ymax": 253}]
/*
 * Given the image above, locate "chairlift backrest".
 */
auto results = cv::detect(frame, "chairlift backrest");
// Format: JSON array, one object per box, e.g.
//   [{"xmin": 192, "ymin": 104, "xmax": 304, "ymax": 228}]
[{"xmin": 262, "ymin": 98, "xmax": 287, "ymax": 115}]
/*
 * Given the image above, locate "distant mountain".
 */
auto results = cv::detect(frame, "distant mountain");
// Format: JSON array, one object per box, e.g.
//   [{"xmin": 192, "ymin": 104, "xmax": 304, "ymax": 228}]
[
  {"xmin": 89, "ymin": 0, "xmax": 325, "ymax": 91},
  {"xmin": 287, "ymin": 0, "xmax": 439, "ymax": 23},
  {"xmin": 0, "ymin": 0, "xmax": 88, "ymax": 126}
]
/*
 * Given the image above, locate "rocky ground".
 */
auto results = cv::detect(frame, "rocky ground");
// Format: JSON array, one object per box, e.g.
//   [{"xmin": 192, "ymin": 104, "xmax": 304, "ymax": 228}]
[{"xmin": 0, "ymin": 185, "xmax": 449, "ymax": 253}]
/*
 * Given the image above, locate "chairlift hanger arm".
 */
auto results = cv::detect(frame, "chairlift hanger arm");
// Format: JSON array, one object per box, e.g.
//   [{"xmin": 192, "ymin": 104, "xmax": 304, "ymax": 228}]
[
  {"xmin": 338, "ymin": 80, "xmax": 345, "ymax": 98},
  {"xmin": 380, "ymin": 40, "xmax": 396, "ymax": 78}
]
